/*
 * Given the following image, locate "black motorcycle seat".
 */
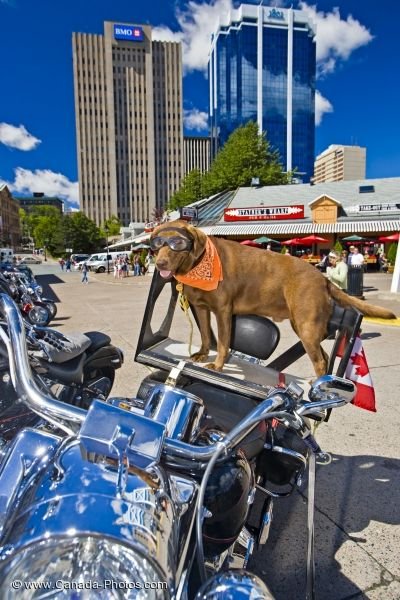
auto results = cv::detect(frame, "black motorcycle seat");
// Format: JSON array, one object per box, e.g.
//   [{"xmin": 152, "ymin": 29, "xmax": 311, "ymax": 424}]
[
  {"xmin": 185, "ymin": 382, "xmax": 266, "ymax": 460},
  {"xmin": 84, "ymin": 331, "xmax": 111, "ymax": 352},
  {"xmin": 230, "ymin": 315, "xmax": 280, "ymax": 360},
  {"xmin": 39, "ymin": 332, "xmax": 92, "ymax": 364},
  {"xmin": 43, "ymin": 353, "xmax": 86, "ymax": 385}
]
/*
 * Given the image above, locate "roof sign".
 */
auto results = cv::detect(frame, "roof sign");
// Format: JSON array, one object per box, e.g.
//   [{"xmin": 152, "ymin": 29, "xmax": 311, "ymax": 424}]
[
  {"xmin": 114, "ymin": 25, "xmax": 144, "ymax": 42},
  {"xmin": 224, "ymin": 205, "xmax": 304, "ymax": 222}
]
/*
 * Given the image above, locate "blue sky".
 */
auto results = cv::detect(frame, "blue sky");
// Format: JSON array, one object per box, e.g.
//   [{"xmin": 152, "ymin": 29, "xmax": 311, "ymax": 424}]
[{"xmin": 1, "ymin": 0, "xmax": 399, "ymax": 209}]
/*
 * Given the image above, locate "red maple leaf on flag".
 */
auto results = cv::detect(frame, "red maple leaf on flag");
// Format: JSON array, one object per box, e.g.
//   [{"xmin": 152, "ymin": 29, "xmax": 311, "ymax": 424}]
[{"xmin": 350, "ymin": 350, "xmax": 369, "ymax": 377}]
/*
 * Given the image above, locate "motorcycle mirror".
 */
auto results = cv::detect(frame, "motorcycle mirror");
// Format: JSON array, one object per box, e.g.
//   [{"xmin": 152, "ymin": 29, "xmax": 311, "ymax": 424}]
[{"xmin": 297, "ymin": 375, "xmax": 356, "ymax": 416}]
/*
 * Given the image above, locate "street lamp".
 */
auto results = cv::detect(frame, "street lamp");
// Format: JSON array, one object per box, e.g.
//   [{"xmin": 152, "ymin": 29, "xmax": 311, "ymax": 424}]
[
  {"xmin": 104, "ymin": 225, "xmax": 110, "ymax": 274},
  {"xmin": 44, "ymin": 239, "xmax": 49, "ymax": 262}
]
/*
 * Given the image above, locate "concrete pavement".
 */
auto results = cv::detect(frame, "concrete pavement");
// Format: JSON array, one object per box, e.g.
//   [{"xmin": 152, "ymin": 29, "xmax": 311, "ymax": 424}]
[{"xmin": 35, "ymin": 264, "xmax": 400, "ymax": 599}]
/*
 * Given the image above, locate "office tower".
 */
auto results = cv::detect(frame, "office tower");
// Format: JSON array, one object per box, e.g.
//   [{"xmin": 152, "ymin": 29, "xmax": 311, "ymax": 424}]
[
  {"xmin": 209, "ymin": 4, "xmax": 316, "ymax": 182},
  {"xmin": 314, "ymin": 145, "xmax": 367, "ymax": 183},
  {"xmin": 184, "ymin": 136, "xmax": 211, "ymax": 175},
  {"xmin": 73, "ymin": 22, "xmax": 183, "ymax": 226},
  {"xmin": 15, "ymin": 192, "xmax": 64, "ymax": 214}
]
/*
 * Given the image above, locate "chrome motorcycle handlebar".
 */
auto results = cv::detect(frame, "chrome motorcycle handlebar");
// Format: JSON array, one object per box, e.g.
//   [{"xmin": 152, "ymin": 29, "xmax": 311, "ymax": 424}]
[
  {"xmin": 162, "ymin": 393, "xmax": 288, "ymax": 468},
  {"xmin": 0, "ymin": 291, "xmax": 355, "ymax": 463},
  {"xmin": 0, "ymin": 293, "xmax": 86, "ymax": 435}
]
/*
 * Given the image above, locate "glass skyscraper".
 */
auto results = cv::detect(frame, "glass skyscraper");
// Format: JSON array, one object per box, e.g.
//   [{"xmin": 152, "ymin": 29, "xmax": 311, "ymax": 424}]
[{"xmin": 209, "ymin": 4, "xmax": 316, "ymax": 182}]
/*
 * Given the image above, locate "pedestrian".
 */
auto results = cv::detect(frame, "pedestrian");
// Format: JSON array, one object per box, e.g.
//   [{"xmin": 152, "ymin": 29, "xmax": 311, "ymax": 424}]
[
  {"xmin": 117, "ymin": 258, "xmax": 124, "ymax": 280},
  {"xmin": 81, "ymin": 261, "xmax": 89, "ymax": 284},
  {"xmin": 133, "ymin": 254, "xmax": 141, "ymax": 276},
  {"xmin": 378, "ymin": 252, "xmax": 389, "ymax": 273},
  {"xmin": 65, "ymin": 259, "xmax": 71, "ymax": 272},
  {"xmin": 341, "ymin": 250, "xmax": 349, "ymax": 264},
  {"xmin": 113, "ymin": 260, "xmax": 118, "ymax": 279},
  {"xmin": 59, "ymin": 258, "xmax": 65, "ymax": 271},
  {"xmin": 326, "ymin": 250, "xmax": 348, "ymax": 291},
  {"xmin": 316, "ymin": 253, "xmax": 329, "ymax": 273},
  {"xmin": 122, "ymin": 257, "xmax": 129, "ymax": 278},
  {"xmin": 348, "ymin": 245, "xmax": 364, "ymax": 267}
]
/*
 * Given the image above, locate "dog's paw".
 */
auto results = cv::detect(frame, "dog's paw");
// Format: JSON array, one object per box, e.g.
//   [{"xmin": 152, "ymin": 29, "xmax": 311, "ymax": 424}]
[
  {"xmin": 190, "ymin": 352, "xmax": 209, "ymax": 363},
  {"xmin": 204, "ymin": 362, "xmax": 223, "ymax": 372}
]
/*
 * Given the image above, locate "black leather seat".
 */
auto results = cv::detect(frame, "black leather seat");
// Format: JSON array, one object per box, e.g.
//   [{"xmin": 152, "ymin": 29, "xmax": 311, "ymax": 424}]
[{"xmin": 84, "ymin": 331, "xmax": 111, "ymax": 352}]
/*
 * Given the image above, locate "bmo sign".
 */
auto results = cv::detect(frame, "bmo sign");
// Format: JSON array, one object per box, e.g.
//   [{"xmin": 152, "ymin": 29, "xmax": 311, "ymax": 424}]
[{"xmin": 114, "ymin": 24, "xmax": 144, "ymax": 42}]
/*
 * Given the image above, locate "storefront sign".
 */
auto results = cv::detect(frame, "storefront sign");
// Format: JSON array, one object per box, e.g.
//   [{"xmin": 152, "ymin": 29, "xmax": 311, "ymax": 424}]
[
  {"xmin": 224, "ymin": 205, "xmax": 304, "ymax": 221},
  {"xmin": 347, "ymin": 203, "xmax": 400, "ymax": 214},
  {"xmin": 114, "ymin": 24, "xmax": 144, "ymax": 42}
]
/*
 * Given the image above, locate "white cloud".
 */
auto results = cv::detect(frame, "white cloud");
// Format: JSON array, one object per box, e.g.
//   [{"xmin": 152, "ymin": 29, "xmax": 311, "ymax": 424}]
[
  {"xmin": 152, "ymin": 0, "xmax": 232, "ymax": 73},
  {"xmin": 299, "ymin": 3, "xmax": 374, "ymax": 77},
  {"xmin": 0, "ymin": 123, "xmax": 41, "ymax": 151},
  {"xmin": 2, "ymin": 167, "xmax": 79, "ymax": 207},
  {"xmin": 184, "ymin": 108, "xmax": 209, "ymax": 131},
  {"xmin": 315, "ymin": 91, "xmax": 333, "ymax": 126}
]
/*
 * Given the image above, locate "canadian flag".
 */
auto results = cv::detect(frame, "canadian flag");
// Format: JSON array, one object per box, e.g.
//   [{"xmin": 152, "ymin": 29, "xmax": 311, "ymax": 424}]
[{"xmin": 338, "ymin": 335, "xmax": 376, "ymax": 412}]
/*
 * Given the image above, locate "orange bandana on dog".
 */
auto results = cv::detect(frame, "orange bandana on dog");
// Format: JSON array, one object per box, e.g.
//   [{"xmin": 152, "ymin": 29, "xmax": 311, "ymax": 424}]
[{"xmin": 175, "ymin": 237, "xmax": 223, "ymax": 291}]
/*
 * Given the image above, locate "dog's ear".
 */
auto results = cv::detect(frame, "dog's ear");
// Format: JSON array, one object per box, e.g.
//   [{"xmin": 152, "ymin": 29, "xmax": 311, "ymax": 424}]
[{"xmin": 185, "ymin": 223, "xmax": 207, "ymax": 261}]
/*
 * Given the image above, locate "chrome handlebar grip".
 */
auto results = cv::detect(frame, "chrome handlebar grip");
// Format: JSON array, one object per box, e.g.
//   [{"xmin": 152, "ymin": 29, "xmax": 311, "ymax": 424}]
[{"xmin": 0, "ymin": 293, "xmax": 86, "ymax": 435}]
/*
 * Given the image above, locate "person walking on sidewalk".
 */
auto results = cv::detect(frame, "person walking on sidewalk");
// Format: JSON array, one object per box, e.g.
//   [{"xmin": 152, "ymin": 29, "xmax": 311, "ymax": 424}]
[{"xmin": 81, "ymin": 261, "xmax": 89, "ymax": 284}]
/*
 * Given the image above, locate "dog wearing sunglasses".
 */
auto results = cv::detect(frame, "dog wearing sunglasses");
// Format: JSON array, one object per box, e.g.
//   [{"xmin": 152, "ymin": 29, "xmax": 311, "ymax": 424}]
[{"xmin": 151, "ymin": 220, "xmax": 396, "ymax": 377}]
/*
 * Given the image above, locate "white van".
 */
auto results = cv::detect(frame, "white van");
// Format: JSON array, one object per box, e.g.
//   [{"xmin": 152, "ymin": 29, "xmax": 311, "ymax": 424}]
[{"xmin": 86, "ymin": 252, "xmax": 129, "ymax": 273}]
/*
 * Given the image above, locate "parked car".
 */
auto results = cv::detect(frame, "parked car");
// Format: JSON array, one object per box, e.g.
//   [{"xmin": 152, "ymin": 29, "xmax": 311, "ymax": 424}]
[{"xmin": 19, "ymin": 256, "xmax": 42, "ymax": 265}]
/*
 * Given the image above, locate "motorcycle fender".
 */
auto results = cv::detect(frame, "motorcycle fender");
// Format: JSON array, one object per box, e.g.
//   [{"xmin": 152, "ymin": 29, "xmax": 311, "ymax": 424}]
[{"xmin": 85, "ymin": 345, "xmax": 123, "ymax": 370}]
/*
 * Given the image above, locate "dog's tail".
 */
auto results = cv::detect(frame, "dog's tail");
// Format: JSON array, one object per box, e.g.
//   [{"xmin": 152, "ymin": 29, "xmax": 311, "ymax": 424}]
[{"xmin": 328, "ymin": 282, "xmax": 397, "ymax": 320}]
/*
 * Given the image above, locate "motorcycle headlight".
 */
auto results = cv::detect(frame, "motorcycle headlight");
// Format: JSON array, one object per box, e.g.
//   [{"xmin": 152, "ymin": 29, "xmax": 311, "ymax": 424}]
[
  {"xmin": 1, "ymin": 536, "xmax": 168, "ymax": 599},
  {"xmin": 27, "ymin": 287, "xmax": 34, "ymax": 294}
]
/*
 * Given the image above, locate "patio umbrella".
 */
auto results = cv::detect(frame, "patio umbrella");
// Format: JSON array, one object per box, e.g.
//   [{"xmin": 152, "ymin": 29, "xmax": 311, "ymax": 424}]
[
  {"xmin": 298, "ymin": 234, "xmax": 329, "ymax": 244},
  {"xmin": 281, "ymin": 237, "xmax": 306, "ymax": 246},
  {"xmin": 253, "ymin": 236, "xmax": 280, "ymax": 245},
  {"xmin": 341, "ymin": 235, "xmax": 366, "ymax": 242},
  {"xmin": 240, "ymin": 239, "xmax": 262, "ymax": 247},
  {"xmin": 378, "ymin": 232, "xmax": 400, "ymax": 242}
]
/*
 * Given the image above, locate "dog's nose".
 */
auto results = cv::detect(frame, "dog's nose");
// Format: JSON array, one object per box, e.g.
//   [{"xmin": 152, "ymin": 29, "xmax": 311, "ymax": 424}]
[{"xmin": 156, "ymin": 258, "xmax": 169, "ymax": 270}]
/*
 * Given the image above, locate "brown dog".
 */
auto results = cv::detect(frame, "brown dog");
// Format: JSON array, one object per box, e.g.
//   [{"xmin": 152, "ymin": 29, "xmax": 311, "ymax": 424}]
[{"xmin": 151, "ymin": 220, "xmax": 396, "ymax": 376}]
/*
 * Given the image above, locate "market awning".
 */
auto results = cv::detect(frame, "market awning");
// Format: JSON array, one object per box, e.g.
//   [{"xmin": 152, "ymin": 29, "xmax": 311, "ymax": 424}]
[{"xmin": 208, "ymin": 220, "xmax": 400, "ymax": 237}]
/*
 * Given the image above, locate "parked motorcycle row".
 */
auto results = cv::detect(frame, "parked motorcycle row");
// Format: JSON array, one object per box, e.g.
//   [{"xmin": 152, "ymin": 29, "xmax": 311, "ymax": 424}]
[{"xmin": 0, "ymin": 272, "xmax": 360, "ymax": 599}]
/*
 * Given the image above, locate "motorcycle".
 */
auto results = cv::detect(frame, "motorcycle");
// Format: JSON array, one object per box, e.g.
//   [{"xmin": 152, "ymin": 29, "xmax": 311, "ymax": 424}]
[
  {"xmin": 0, "ymin": 270, "xmax": 362, "ymax": 599},
  {"xmin": 0, "ymin": 311, "xmax": 124, "ymax": 438},
  {"xmin": 1, "ymin": 270, "xmax": 52, "ymax": 326},
  {"xmin": 17, "ymin": 268, "xmax": 58, "ymax": 319}
]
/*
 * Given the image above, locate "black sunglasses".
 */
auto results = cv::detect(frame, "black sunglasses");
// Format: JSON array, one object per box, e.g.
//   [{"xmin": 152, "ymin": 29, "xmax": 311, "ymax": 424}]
[{"xmin": 150, "ymin": 235, "xmax": 193, "ymax": 252}]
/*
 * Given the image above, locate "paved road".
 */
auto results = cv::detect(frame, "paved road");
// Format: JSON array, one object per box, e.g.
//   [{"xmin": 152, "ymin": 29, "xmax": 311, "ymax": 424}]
[{"xmin": 31, "ymin": 263, "xmax": 400, "ymax": 599}]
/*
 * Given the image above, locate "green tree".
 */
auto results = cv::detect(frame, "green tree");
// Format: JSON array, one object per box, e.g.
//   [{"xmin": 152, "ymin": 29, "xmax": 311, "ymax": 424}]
[
  {"xmin": 387, "ymin": 243, "xmax": 398, "ymax": 265},
  {"xmin": 334, "ymin": 240, "xmax": 343, "ymax": 253},
  {"xmin": 27, "ymin": 206, "xmax": 63, "ymax": 256},
  {"xmin": 168, "ymin": 122, "xmax": 290, "ymax": 210},
  {"xmin": 203, "ymin": 121, "xmax": 290, "ymax": 197},
  {"xmin": 168, "ymin": 169, "xmax": 203, "ymax": 210},
  {"xmin": 62, "ymin": 212, "xmax": 103, "ymax": 254},
  {"xmin": 102, "ymin": 215, "xmax": 121, "ymax": 237}
]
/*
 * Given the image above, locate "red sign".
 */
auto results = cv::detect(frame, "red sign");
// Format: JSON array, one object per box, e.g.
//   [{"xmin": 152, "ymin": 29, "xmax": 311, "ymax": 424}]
[{"xmin": 224, "ymin": 205, "xmax": 304, "ymax": 221}]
